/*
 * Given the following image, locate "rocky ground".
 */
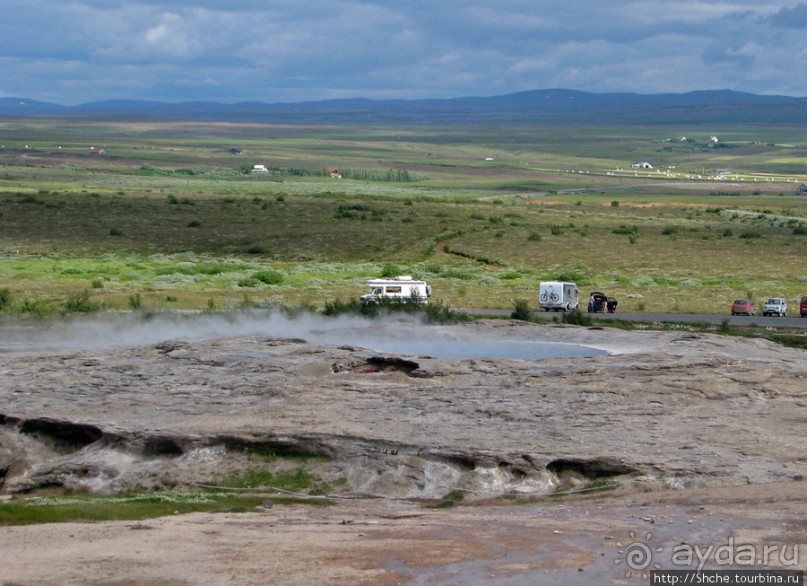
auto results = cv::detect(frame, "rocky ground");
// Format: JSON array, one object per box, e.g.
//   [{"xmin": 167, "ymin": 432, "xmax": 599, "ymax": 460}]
[{"xmin": 1, "ymin": 315, "xmax": 806, "ymax": 584}]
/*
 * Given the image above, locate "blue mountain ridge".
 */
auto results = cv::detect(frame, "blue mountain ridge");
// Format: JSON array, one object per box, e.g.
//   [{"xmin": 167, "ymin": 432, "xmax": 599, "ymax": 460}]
[{"xmin": 1, "ymin": 89, "xmax": 804, "ymax": 125}]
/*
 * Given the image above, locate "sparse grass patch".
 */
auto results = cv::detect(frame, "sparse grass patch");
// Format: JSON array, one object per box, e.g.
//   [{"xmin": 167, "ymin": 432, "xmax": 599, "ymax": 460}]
[{"xmin": 0, "ymin": 492, "xmax": 268, "ymax": 526}]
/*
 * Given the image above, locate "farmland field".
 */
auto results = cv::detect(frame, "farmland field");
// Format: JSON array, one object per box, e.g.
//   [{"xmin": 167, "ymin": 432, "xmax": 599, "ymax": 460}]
[{"xmin": 1, "ymin": 119, "xmax": 806, "ymax": 315}]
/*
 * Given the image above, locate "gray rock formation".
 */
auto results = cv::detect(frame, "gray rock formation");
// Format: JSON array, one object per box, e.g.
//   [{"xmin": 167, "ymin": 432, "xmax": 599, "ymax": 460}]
[{"xmin": 1, "ymin": 316, "xmax": 805, "ymax": 497}]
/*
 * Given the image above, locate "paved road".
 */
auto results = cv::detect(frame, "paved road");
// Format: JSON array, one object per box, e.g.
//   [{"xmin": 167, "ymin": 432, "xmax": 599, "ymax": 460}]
[{"xmin": 461, "ymin": 308, "xmax": 807, "ymax": 329}]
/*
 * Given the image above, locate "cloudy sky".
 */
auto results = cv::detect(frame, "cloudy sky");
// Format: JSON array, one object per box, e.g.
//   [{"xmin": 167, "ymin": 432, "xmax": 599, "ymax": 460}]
[{"xmin": 3, "ymin": 0, "xmax": 806, "ymax": 105}]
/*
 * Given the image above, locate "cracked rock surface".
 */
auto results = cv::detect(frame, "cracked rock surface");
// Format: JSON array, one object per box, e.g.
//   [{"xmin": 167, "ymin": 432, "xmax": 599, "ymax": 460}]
[{"xmin": 1, "ymin": 317, "xmax": 806, "ymax": 497}]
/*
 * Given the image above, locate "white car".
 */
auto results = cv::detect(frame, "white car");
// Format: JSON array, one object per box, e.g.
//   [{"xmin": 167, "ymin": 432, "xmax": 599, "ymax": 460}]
[{"xmin": 762, "ymin": 297, "xmax": 787, "ymax": 317}]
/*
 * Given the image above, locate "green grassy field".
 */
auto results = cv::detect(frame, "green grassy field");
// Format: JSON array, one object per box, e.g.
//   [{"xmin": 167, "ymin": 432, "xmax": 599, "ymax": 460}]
[{"xmin": 1, "ymin": 119, "xmax": 806, "ymax": 315}]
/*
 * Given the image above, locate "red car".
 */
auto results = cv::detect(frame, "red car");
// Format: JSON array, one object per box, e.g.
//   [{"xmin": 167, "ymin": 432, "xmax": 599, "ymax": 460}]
[
  {"xmin": 731, "ymin": 299, "xmax": 755, "ymax": 316},
  {"xmin": 800, "ymin": 295, "xmax": 807, "ymax": 318}
]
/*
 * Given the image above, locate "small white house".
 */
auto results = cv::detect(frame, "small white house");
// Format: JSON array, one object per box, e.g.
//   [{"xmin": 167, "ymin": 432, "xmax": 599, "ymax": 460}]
[
  {"xmin": 631, "ymin": 161, "xmax": 653, "ymax": 169},
  {"xmin": 251, "ymin": 164, "xmax": 268, "ymax": 173}
]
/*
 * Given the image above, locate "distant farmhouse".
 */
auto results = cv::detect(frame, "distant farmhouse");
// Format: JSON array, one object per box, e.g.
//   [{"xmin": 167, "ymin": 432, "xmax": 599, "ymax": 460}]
[
  {"xmin": 631, "ymin": 161, "xmax": 653, "ymax": 169},
  {"xmin": 229, "ymin": 148, "xmax": 243, "ymax": 155},
  {"xmin": 798, "ymin": 184, "xmax": 807, "ymax": 194},
  {"xmin": 251, "ymin": 164, "xmax": 268, "ymax": 173},
  {"xmin": 89, "ymin": 146, "xmax": 105, "ymax": 155}
]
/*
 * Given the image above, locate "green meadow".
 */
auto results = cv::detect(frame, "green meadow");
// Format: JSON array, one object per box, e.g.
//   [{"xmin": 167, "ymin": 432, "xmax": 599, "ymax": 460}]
[{"xmin": 1, "ymin": 119, "xmax": 806, "ymax": 315}]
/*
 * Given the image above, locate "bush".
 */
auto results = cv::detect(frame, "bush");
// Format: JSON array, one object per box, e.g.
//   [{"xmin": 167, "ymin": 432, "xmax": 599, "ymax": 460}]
[
  {"xmin": 237, "ymin": 277, "xmax": 261, "ymax": 288},
  {"xmin": 253, "ymin": 270, "xmax": 284, "ymax": 285},
  {"xmin": 381, "ymin": 263, "xmax": 400, "ymax": 278},
  {"xmin": 128, "ymin": 293, "xmax": 142, "ymax": 310},
  {"xmin": 321, "ymin": 297, "xmax": 468, "ymax": 323},
  {"xmin": 560, "ymin": 309, "xmax": 592, "ymax": 326},
  {"xmin": 612, "ymin": 225, "xmax": 639, "ymax": 236},
  {"xmin": 510, "ymin": 299, "xmax": 534, "ymax": 321},
  {"xmin": 64, "ymin": 289, "xmax": 101, "ymax": 313},
  {"xmin": 0, "ymin": 288, "xmax": 12, "ymax": 310}
]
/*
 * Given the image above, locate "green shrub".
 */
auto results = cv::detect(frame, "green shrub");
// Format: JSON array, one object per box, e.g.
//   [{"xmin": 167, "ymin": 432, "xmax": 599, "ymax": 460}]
[
  {"xmin": 510, "ymin": 299, "xmax": 534, "ymax": 321},
  {"xmin": 253, "ymin": 270, "xmax": 284, "ymax": 285},
  {"xmin": 19, "ymin": 298, "xmax": 50, "ymax": 317},
  {"xmin": 128, "ymin": 293, "xmax": 142, "ymax": 310},
  {"xmin": 64, "ymin": 289, "xmax": 101, "ymax": 313},
  {"xmin": 560, "ymin": 309, "xmax": 592, "ymax": 326},
  {"xmin": 0, "ymin": 288, "xmax": 12, "ymax": 310},
  {"xmin": 381, "ymin": 263, "xmax": 400, "ymax": 278},
  {"xmin": 612, "ymin": 225, "xmax": 639, "ymax": 236},
  {"xmin": 322, "ymin": 297, "xmax": 362, "ymax": 316}
]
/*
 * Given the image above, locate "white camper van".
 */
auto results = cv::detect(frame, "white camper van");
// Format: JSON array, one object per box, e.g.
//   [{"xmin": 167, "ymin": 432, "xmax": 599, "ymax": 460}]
[
  {"xmin": 361, "ymin": 276, "xmax": 432, "ymax": 304},
  {"xmin": 539, "ymin": 281, "xmax": 579, "ymax": 312}
]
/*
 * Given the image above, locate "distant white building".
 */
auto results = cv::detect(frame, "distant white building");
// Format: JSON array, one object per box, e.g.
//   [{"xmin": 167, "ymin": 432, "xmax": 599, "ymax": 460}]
[
  {"xmin": 251, "ymin": 164, "xmax": 268, "ymax": 173},
  {"xmin": 631, "ymin": 161, "xmax": 653, "ymax": 169}
]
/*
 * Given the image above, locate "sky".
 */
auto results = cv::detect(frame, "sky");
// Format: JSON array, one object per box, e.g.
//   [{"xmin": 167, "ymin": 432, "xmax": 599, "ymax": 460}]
[{"xmin": 2, "ymin": 0, "xmax": 807, "ymax": 105}]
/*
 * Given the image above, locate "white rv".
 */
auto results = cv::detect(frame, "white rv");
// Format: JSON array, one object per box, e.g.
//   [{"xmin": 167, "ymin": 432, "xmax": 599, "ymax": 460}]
[
  {"xmin": 361, "ymin": 276, "xmax": 432, "ymax": 304},
  {"xmin": 539, "ymin": 281, "xmax": 579, "ymax": 312}
]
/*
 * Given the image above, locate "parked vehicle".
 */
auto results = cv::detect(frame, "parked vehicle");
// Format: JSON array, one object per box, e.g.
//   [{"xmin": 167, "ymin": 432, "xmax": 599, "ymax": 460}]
[
  {"xmin": 801, "ymin": 295, "xmax": 807, "ymax": 318},
  {"xmin": 731, "ymin": 299, "xmax": 755, "ymax": 316},
  {"xmin": 588, "ymin": 292, "xmax": 607, "ymax": 313},
  {"xmin": 539, "ymin": 281, "xmax": 579, "ymax": 312},
  {"xmin": 587, "ymin": 291, "xmax": 618, "ymax": 313},
  {"xmin": 762, "ymin": 297, "xmax": 787, "ymax": 317},
  {"xmin": 361, "ymin": 276, "xmax": 431, "ymax": 304}
]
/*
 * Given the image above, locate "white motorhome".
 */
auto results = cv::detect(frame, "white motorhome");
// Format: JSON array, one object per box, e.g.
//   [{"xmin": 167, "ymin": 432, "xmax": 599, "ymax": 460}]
[
  {"xmin": 539, "ymin": 281, "xmax": 579, "ymax": 312},
  {"xmin": 361, "ymin": 276, "xmax": 432, "ymax": 304}
]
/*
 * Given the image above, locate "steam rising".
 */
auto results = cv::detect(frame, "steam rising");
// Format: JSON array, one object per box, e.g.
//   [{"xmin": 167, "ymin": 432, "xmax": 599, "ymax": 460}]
[{"xmin": 0, "ymin": 311, "xmax": 604, "ymax": 359}]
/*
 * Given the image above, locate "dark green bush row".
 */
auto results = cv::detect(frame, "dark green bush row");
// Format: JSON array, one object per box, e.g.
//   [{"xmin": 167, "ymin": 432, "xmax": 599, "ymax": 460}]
[{"xmin": 322, "ymin": 297, "xmax": 470, "ymax": 324}]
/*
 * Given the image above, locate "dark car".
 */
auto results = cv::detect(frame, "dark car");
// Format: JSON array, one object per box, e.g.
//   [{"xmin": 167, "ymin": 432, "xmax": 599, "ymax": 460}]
[
  {"xmin": 731, "ymin": 299, "xmax": 755, "ymax": 316},
  {"xmin": 800, "ymin": 295, "xmax": 807, "ymax": 318},
  {"xmin": 588, "ymin": 292, "xmax": 608, "ymax": 312}
]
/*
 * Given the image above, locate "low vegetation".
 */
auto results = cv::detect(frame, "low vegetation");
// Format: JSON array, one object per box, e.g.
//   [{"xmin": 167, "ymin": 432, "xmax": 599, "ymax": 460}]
[
  {"xmin": 1, "ymin": 121, "xmax": 805, "ymax": 315},
  {"xmin": 0, "ymin": 492, "xmax": 269, "ymax": 526}
]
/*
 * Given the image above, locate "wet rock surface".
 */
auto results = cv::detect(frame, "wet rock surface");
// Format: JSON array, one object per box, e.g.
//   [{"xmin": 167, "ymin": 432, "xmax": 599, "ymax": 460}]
[{"xmin": 2, "ymin": 318, "xmax": 805, "ymax": 498}]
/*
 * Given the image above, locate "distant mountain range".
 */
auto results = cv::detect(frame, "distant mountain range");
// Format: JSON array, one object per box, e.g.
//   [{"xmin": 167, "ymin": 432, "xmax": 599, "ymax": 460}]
[{"xmin": 2, "ymin": 89, "xmax": 806, "ymax": 125}]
